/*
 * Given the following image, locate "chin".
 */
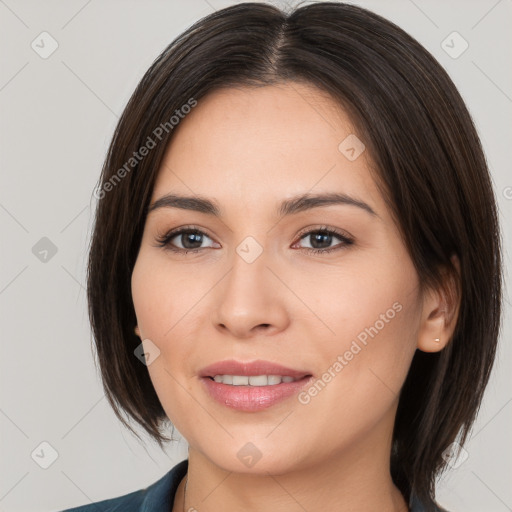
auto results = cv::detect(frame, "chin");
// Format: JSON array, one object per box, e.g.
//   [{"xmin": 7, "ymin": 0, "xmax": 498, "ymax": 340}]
[{"xmin": 197, "ymin": 441, "xmax": 309, "ymax": 476}]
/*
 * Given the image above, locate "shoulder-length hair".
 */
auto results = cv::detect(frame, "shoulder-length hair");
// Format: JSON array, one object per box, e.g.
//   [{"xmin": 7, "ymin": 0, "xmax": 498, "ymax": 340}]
[{"xmin": 86, "ymin": 2, "xmax": 502, "ymax": 509}]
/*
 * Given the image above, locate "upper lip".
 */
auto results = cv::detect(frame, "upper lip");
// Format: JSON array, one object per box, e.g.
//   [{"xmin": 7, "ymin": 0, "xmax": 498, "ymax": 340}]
[{"xmin": 199, "ymin": 359, "xmax": 312, "ymax": 379}]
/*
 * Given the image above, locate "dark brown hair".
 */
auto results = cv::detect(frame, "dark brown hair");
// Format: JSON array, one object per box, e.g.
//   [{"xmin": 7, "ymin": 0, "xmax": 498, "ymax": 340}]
[{"xmin": 86, "ymin": 2, "xmax": 502, "ymax": 509}]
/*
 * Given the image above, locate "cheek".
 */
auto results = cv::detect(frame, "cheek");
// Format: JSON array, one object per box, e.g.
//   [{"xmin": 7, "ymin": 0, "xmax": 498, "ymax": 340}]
[
  {"xmin": 130, "ymin": 250, "xmax": 214, "ymax": 406},
  {"xmin": 322, "ymin": 270, "xmax": 420, "ymax": 364},
  {"xmin": 295, "ymin": 257, "xmax": 421, "ymax": 427},
  {"xmin": 131, "ymin": 249, "xmax": 195, "ymax": 337},
  {"xmin": 131, "ymin": 252, "xmax": 198, "ymax": 432}
]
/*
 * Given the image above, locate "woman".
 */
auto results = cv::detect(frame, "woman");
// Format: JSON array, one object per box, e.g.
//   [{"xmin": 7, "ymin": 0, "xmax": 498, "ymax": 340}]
[{"xmin": 60, "ymin": 2, "xmax": 502, "ymax": 511}]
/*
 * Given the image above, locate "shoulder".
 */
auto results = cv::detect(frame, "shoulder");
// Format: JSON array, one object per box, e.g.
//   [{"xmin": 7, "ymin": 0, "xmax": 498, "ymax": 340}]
[
  {"xmin": 57, "ymin": 488, "xmax": 146, "ymax": 512},
  {"xmin": 57, "ymin": 459, "xmax": 188, "ymax": 512}
]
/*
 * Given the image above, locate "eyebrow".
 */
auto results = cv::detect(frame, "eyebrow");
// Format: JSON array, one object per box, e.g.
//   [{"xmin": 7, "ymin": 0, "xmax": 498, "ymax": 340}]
[{"xmin": 147, "ymin": 192, "xmax": 377, "ymax": 218}]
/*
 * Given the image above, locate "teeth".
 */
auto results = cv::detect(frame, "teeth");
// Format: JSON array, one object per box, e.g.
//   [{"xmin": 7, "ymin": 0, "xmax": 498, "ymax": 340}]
[
  {"xmin": 248, "ymin": 375, "xmax": 267, "ymax": 386},
  {"xmin": 211, "ymin": 375, "xmax": 301, "ymax": 386},
  {"xmin": 233, "ymin": 375, "xmax": 249, "ymax": 386}
]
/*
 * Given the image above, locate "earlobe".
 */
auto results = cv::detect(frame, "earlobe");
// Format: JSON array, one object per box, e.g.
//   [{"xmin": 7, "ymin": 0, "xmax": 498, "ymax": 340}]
[
  {"xmin": 418, "ymin": 334, "xmax": 446, "ymax": 353},
  {"xmin": 417, "ymin": 255, "xmax": 461, "ymax": 353},
  {"xmin": 134, "ymin": 325, "xmax": 141, "ymax": 338}
]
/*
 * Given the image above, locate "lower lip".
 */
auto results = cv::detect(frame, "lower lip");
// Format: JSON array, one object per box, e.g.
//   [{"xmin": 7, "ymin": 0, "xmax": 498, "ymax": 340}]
[{"xmin": 201, "ymin": 376, "xmax": 313, "ymax": 411}]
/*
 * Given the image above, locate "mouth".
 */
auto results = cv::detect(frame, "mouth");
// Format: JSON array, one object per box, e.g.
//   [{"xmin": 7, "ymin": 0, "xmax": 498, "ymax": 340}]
[{"xmin": 199, "ymin": 359, "xmax": 313, "ymax": 411}]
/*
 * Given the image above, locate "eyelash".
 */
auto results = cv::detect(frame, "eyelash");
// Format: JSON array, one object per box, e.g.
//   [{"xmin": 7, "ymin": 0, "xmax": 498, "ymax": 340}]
[{"xmin": 155, "ymin": 224, "xmax": 354, "ymax": 255}]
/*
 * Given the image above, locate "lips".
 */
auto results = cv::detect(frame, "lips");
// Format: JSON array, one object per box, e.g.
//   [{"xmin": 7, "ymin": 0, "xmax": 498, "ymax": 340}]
[{"xmin": 199, "ymin": 359, "xmax": 313, "ymax": 411}]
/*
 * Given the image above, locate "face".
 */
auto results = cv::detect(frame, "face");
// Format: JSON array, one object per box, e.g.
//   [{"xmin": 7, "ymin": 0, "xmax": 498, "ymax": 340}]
[{"xmin": 131, "ymin": 82, "xmax": 425, "ymax": 474}]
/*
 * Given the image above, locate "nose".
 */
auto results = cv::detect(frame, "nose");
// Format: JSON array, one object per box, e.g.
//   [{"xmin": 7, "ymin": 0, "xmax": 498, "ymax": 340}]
[{"xmin": 210, "ymin": 247, "xmax": 290, "ymax": 339}]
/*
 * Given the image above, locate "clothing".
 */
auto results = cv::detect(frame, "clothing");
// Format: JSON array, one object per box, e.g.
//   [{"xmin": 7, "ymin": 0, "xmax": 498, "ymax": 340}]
[{"xmin": 58, "ymin": 458, "xmax": 446, "ymax": 512}]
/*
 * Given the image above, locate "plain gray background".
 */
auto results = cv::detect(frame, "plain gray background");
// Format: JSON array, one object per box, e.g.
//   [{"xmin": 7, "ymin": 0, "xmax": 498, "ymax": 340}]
[{"xmin": 1, "ymin": 1, "xmax": 511, "ymax": 511}]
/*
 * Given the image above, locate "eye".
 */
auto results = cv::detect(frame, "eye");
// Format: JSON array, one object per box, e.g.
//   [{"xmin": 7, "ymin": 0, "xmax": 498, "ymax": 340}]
[
  {"xmin": 155, "ymin": 226, "xmax": 219, "ymax": 254},
  {"xmin": 293, "ymin": 226, "xmax": 354, "ymax": 254}
]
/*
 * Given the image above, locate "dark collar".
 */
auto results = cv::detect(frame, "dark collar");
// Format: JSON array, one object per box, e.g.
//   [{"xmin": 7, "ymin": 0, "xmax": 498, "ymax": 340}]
[{"xmin": 139, "ymin": 458, "xmax": 188, "ymax": 511}]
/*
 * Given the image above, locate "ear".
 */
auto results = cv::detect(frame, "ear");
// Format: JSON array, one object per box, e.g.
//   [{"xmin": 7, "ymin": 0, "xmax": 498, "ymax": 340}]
[
  {"xmin": 417, "ymin": 254, "xmax": 461, "ymax": 353},
  {"xmin": 134, "ymin": 325, "xmax": 141, "ymax": 338}
]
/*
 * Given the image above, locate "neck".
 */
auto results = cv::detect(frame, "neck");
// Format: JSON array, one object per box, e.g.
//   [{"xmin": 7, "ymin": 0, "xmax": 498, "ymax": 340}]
[{"xmin": 173, "ymin": 423, "xmax": 409, "ymax": 512}]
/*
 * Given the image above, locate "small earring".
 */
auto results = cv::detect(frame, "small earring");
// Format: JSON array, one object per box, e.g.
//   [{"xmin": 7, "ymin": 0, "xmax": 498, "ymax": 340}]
[{"xmin": 434, "ymin": 337, "xmax": 440, "ymax": 343}]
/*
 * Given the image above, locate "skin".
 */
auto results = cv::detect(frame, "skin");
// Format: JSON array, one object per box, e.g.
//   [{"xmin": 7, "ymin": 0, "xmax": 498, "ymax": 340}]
[{"xmin": 131, "ymin": 82, "xmax": 459, "ymax": 512}]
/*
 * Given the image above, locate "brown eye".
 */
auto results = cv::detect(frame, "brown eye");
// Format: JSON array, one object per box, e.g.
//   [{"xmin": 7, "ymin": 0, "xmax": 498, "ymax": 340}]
[
  {"xmin": 295, "ymin": 227, "xmax": 354, "ymax": 254},
  {"xmin": 155, "ymin": 226, "xmax": 219, "ymax": 253}
]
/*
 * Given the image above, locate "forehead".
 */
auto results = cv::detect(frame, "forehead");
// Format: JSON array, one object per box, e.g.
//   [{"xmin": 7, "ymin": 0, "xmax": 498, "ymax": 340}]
[{"xmin": 151, "ymin": 83, "xmax": 382, "ymax": 214}]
